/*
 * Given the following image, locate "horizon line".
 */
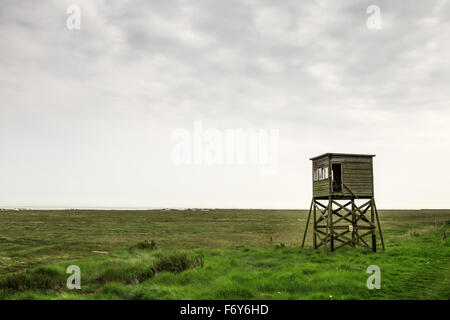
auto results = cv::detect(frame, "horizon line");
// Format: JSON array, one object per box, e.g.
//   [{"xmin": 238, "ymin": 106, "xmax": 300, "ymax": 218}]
[{"xmin": 1, "ymin": 206, "xmax": 448, "ymax": 211}]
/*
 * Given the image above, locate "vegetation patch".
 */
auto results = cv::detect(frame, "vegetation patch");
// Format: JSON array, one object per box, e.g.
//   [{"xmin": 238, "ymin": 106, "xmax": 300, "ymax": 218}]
[
  {"xmin": 135, "ymin": 240, "xmax": 157, "ymax": 250},
  {"xmin": 0, "ymin": 211, "xmax": 448, "ymax": 299},
  {"xmin": 1, "ymin": 266, "xmax": 65, "ymax": 292},
  {"xmin": 153, "ymin": 253, "xmax": 204, "ymax": 274}
]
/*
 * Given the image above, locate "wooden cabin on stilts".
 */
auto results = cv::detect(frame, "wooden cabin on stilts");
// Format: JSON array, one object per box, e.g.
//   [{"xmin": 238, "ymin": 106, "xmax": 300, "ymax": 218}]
[{"xmin": 301, "ymin": 153, "xmax": 385, "ymax": 252}]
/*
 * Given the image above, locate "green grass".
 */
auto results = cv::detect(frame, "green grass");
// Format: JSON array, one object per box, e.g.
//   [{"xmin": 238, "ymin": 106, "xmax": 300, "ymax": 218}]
[{"xmin": 0, "ymin": 209, "xmax": 449, "ymax": 299}]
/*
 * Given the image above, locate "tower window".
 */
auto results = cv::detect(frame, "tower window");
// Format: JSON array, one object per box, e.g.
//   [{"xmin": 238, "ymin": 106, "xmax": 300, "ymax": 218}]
[{"xmin": 313, "ymin": 167, "xmax": 329, "ymax": 181}]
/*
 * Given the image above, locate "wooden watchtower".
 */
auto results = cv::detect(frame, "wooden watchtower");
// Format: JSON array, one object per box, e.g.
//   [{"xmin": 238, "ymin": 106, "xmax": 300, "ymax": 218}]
[{"xmin": 301, "ymin": 153, "xmax": 384, "ymax": 252}]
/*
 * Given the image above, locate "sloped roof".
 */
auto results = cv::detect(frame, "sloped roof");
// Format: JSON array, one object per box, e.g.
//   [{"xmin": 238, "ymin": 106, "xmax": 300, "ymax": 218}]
[{"xmin": 310, "ymin": 153, "xmax": 376, "ymax": 161}]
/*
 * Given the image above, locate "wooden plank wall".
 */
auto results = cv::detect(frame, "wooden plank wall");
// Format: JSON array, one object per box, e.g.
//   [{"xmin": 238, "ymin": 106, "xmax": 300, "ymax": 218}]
[
  {"xmin": 313, "ymin": 180, "xmax": 329, "ymax": 197},
  {"xmin": 312, "ymin": 156, "xmax": 330, "ymax": 197},
  {"xmin": 332, "ymin": 156, "xmax": 373, "ymax": 197},
  {"xmin": 312, "ymin": 155, "xmax": 374, "ymax": 198}
]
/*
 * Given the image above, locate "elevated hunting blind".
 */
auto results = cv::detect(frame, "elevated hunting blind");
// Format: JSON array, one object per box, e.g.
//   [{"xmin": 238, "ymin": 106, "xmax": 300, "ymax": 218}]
[{"xmin": 301, "ymin": 153, "xmax": 385, "ymax": 252}]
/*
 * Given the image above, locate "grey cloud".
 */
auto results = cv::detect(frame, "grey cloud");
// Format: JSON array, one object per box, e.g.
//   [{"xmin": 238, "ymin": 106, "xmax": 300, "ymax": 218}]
[{"xmin": 0, "ymin": 0, "xmax": 449, "ymax": 208}]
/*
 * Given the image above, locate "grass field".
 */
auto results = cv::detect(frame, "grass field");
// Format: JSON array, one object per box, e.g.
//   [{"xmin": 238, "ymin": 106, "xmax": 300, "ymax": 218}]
[{"xmin": 0, "ymin": 209, "xmax": 449, "ymax": 299}]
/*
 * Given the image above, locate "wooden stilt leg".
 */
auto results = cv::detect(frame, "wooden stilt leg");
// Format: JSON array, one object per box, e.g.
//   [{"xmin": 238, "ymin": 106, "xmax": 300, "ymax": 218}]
[
  {"xmin": 313, "ymin": 200, "xmax": 317, "ymax": 249},
  {"xmin": 373, "ymin": 200, "xmax": 385, "ymax": 251},
  {"xmin": 351, "ymin": 199, "xmax": 356, "ymax": 247},
  {"xmin": 324, "ymin": 198, "xmax": 331, "ymax": 251},
  {"xmin": 301, "ymin": 199, "xmax": 314, "ymax": 248},
  {"xmin": 329, "ymin": 198, "xmax": 334, "ymax": 252},
  {"xmin": 371, "ymin": 197, "xmax": 376, "ymax": 252}
]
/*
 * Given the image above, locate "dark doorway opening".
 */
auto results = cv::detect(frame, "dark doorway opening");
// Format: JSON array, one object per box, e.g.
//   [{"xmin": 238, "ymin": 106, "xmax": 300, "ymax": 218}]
[{"xmin": 332, "ymin": 163, "xmax": 342, "ymax": 192}]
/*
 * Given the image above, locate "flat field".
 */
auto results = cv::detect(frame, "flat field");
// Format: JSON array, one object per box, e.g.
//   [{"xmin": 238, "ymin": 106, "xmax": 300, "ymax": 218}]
[{"xmin": 0, "ymin": 209, "xmax": 448, "ymax": 299}]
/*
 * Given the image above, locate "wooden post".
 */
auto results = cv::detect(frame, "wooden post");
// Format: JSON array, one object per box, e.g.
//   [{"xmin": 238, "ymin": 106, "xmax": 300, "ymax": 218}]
[
  {"xmin": 329, "ymin": 197, "xmax": 334, "ymax": 252},
  {"xmin": 372, "ymin": 232, "xmax": 377, "ymax": 252},
  {"xmin": 313, "ymin": 199, "xmax": 317, "ymax": 249},
  {"xmin": 324, "ymin": 198, "xmax": 331, "ymax": 251},
  {"xmin": 371, "ymin": 197, "xmax": 376, "ymax": 252},
  {"xmin": 301, "ymin": 199, "xmax": 314, "ymax": 248},
  {"xmin": 328, "ymin": 157, "xmax": 333, "ymax": 252},
  {"xmin": 373, "ymin": 200, "xmax": 385, "ymax": 250},
  {"xmin": 351, "ymin": 199, "xmax": 356, "ymax": 247},
  {"xmin": 370, "ymin": 157, "xmax": 377, "ymax": 252}
]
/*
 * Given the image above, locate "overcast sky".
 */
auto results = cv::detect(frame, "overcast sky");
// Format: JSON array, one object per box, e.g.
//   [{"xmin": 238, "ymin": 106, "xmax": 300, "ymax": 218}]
[{"xmin": 1, "ymin": 0, "xmax": 449, "ymax": 209}]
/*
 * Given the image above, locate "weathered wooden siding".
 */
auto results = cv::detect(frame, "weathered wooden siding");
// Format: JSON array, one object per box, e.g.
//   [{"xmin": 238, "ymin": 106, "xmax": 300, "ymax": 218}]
[
  {"xmin": 313, "ymin": 179, "xmax": 330, "ymax": 197},
  {"xmin": 312, "ymin": 155, "xmax": 329, "ymax": 198},
  {"xmin": 340, "ymin": 160, "xmax": 373, "ymax": 197},
  {"xmin": 312, "ymin": 154, "xmax": 374, "ymax": 198},
  {"xmin": 312, "ymin": 157, "xmax": 329, "ymax": 169}
]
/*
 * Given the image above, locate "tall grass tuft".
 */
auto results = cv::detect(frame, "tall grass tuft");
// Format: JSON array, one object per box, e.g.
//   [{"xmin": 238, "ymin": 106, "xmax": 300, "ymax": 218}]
[
  {"xmin": 93, "ymin": 253, "xmax": 204, "ymax": 285},
  {"xmin": 136, "ymin": 240, "xmax": 157, "ymax": 250},
  {"xmin": 153, "ymin": 253, "xmax": 204, "ymax": 274},
  {"xmin": 0, "ymin": 267, "xmax": 64, "ymax": 291}
]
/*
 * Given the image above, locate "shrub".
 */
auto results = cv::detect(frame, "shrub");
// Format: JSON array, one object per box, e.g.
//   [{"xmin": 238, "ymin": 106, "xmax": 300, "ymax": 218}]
[
  {"xmin": 0, "ymin": 268, "xmax": 64, "ymax": 291},
  {"xmin": 153, "ymin": 253, "xmax": 204, "ymax": 274},
  {"xmin": 136, "ymin": 240, "xmax": 157, "ymax": 250},
  {"xmin": 1, "ymin": 252, "xmax": 204, "ymax": 292},
  {"xmin": 95, "ymin": 265, "xmax": 156, "ymax": 284},
  {"xmin": 134, "ymin": 268, "xmax": 156, "ymax": 283},
  {"xmin": 94, "ymin": 253, "xmax": 203, "ymax": 285}
]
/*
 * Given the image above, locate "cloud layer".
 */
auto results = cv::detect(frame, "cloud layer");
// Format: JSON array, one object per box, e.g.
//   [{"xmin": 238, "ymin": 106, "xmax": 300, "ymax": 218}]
[{"xmin": 1, "ymin": 0, "xmax": 449, "ymax": 208}]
